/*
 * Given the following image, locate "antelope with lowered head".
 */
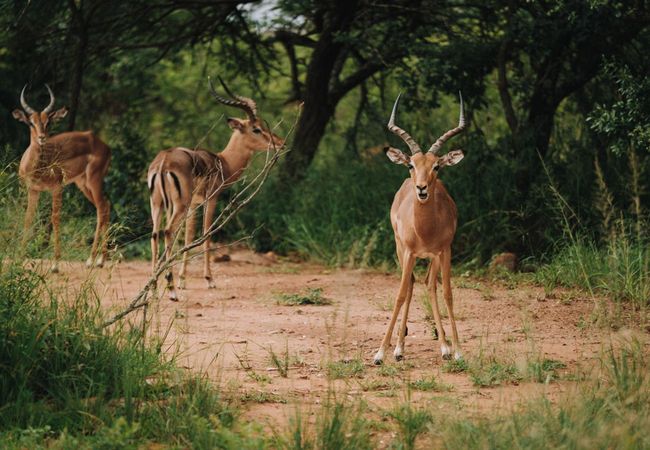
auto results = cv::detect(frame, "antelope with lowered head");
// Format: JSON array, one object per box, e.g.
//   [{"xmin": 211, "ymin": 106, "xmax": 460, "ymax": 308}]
[
  {"xmin": 12, "ymin": 85, "xmax": 111, "ymax": 272},
  {"xmin": 373, "ymin": 92, "xmax": 466, "ymax": 365},
  {"xmin": 148, "ymin": 77, "xmax": 283, "ymax": 300}
]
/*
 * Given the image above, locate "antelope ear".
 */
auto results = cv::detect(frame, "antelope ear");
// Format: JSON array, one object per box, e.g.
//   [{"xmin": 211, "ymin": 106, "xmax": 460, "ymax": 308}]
[
  {"xmin": 439, "ymin": 150, "xmax": 465, "ymax": 167},
  {"xmin": 226, "ymin": 117, "xmax": 245, "ymax": 131},
  {"xmin": 384, "ymin": 147, "xmax": 411, "ymax": 166},
  {"xmin": 48, "ymin": 107, "xmax": 68, "ymax": 122},
  {"xmin": 12, "ymin": 109, "xmax": 29, "ymax": 124}
]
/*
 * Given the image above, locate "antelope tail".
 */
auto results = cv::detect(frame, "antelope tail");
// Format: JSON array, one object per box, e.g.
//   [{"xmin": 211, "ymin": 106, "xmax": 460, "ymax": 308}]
[{"xmin": 149, "ymin": 158, "xmax": 170, "ymax": 212}]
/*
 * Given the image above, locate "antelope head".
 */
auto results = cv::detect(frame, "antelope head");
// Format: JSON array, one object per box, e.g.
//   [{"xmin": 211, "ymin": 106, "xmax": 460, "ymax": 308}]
[
  {"xmin": 12, "ymin": 85, "xmax": 68, "ymax": 146},
  {"xmin": 384, "ymin": 93, "xmax": 466, "ymax": 203},
  {"xmin": 209, "ymin": 76, "xmax": 284, "ymax": 151}
]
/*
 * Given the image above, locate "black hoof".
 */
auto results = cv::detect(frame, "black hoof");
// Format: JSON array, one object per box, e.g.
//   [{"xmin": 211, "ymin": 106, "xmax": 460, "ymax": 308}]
[
  {"xmin": 373, "ymin": 359, "xmax": 383, "ymax": 366},
  {"xmin": 442, "ymin": 353, "xmax": 452, "ymax": 361},
  {"xmin": 395, "ymin": 355, "xmax": 403, "ymax": 362}
]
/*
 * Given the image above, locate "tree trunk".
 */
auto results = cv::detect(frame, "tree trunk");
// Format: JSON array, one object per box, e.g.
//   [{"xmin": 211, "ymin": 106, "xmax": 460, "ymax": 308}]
[
  {"xmin": 281, "ymin": 40, "xmax": 302, "ymax": 104},
  {"xmin": 512, "ymin": 89, "xmax": 557, "ymax": 193},
  {"xmin": 281, "ymin": 99, "xmax": 336, "ymax": 184},
  {"xmin": 67, "ymin": 25, "xmax": 88, "ymax": 131},
  {"xmin": 497, "ymin": 39, "xmax": 520, "ymax": 155},
  {"xmin": 278, "ymin": 0, "xmax": 358, "ymax": 185}
]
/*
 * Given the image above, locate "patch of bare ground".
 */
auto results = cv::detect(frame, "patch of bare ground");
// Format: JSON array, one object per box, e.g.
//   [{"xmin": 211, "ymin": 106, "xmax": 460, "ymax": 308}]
[{"xmin": 47, "ymin": 248, "xmax": 649, "ymax": 446}]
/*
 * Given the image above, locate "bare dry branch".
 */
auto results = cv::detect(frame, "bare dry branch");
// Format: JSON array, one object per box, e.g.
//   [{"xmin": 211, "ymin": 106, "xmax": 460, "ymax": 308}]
[{"xmin": 103, "ymin": 105, "xmax": 302, "ymax": 327}]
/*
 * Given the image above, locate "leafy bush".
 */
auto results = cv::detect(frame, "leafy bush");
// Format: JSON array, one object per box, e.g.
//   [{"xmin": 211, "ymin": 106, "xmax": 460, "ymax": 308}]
[{"xmin": 0, "ymin": 254, "xmax": 249, "ymax": 448}]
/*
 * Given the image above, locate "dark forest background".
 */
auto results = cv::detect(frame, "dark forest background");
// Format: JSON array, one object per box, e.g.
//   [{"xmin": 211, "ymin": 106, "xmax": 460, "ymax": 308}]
[{"xmin": 1, "ymin": 0, "xmax": 649, "ymax": 283}]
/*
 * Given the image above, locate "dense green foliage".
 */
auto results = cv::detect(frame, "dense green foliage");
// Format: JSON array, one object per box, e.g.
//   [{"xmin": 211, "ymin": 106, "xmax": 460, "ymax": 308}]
[
  {"xmin": 0, "ymin": 1, "xmax": 649, "ymax": 291},
  {"xmin": 0, "ymin": 255, "xmax": 257, "ymax": 448}
]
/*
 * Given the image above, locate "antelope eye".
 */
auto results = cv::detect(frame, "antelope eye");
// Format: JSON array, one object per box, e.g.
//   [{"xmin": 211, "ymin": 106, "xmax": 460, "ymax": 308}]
[
  {"xmin": 433, "ymin": 165, "xmax": 440, "ymax": 171},
  {"xmin": 407, "ymin": 164, "xmax": 414, "ymax": 170},
  {"xmin": 253, "ymin": 128, "xmax": 263, "ymax": 134}
]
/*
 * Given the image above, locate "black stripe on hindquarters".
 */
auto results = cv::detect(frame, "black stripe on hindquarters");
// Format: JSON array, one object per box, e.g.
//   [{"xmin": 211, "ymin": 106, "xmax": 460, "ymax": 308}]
[
  {"xmin": 149, "ymin": 173, "xmax": 157, "ymax": 194},
  {"xmin": 169, "ymin": 172, "xmax": 182, "ymax": 197},
  {"xmin": 161, "ymin": 173, "xmax": 169, "ymax": 210}
]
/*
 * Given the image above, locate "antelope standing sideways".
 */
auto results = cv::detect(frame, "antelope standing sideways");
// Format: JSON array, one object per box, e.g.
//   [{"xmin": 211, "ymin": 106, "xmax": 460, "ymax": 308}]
[
  {"xmin": 148, "ymin": 77, "xmax": 283, "ymax": 300},
  {"xmin": 373, "ymin": 92, "xmax": 466, "ymax": 365},
  {"xmin": 12, "ymin": 85, "xmax": 111, "ymax": 272}
]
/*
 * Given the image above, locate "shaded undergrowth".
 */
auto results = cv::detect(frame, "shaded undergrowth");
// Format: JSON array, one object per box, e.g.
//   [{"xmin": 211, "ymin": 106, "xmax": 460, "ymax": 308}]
[{"xmin": 0, "ymin": 256, "xmax": 258, "ymax": 449}]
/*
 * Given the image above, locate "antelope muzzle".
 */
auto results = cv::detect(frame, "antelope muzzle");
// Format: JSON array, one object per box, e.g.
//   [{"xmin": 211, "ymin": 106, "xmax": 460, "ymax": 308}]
[{"xmin": 416, "ymin": 184, "xmax": 428, "ymax": 201}]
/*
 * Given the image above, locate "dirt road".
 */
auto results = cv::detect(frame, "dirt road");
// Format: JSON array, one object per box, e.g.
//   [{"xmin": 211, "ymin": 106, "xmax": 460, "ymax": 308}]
[{"xmin": 54, "ymin": 248, "xmax": 646, "ymax": 440}]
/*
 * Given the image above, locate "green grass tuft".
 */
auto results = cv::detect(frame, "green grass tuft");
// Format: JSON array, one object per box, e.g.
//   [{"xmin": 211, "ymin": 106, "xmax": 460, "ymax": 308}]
[
  {"xmin": 434, "ymin": 341, "xmax": 650, "ymax": 449},
  {"xmin": 527, "ymin": 358, "xmax": 568, "ymax": 383},
  {"xmin": 388, "ymin": 402, "xmax": 433, "ymax": 450},
  {"xmin": 441, "ymin": 358, "xmax": 469, "ymax": 374},
  {"xmin": 327, "ymin": 359, "xmax": 366, "ymax": 380},
  {"xmin": 275, "ymin": 287, "xmax": 332, "ymax": 306},
  {"xmin": 408, "ymin": 376, "xmax": 452, "ymax": 392},
  {"xmin": 275, "ymin": 397, "xmax": 375, "ymax": 450}
]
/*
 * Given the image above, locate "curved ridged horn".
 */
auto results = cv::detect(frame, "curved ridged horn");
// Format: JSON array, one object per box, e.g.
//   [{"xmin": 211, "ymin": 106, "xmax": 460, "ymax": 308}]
[
  {"xmin": 387, "ymin": 93, "xmax": 421, "ymax": 154},
  {"xmin": 218, "ymin": 75, "xmax": 258, "ymax": 120},
  {"xmin": 20, "ymin": 85, "xmax": 36, "ymax": 115},
  {"xmin": 428, "ymin": 91, "xmax": 466, "ymax": 155},
  {"xmin": 208, "ymin": 76, "xmax": 257, "ymax": 122},
  {"xmin": 43, "ymin": 84, "xmax": 56, "ymax": 113}
]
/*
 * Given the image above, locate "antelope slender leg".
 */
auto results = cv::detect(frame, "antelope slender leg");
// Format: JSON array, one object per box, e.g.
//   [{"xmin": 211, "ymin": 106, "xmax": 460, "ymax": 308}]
[
  {"xmin": 394, "ymin": 273, "xmax": 415, "ymax": 361},
  {"xmin": 87, "ymin": 147, "xmax": 112, "ymax": 267},
  {"xmin": 178, "ymin": 205, "xmax": 197, "ymax": 289},
  {"xmin": 202, "ymin": 198, "xmax": 217, "ymax": 289},
  {"xmin": 373, "ymin": 251, "xmax": 416, "ymax": 365},
  {"xmin": 77, "ymin": 178, "xmax": 97, "ymax": 267},
  {"xmin": 75, "ymin": 177, "xmax": 94, "ymax": 204},
  {"xmin": 81, "ymin": 174, "xmax": 110, "ymax": 268},
  {"xmin": 150, "ymin": 198, "xmax": 164, "ymax": 275},
  {"xmin": 22, "ymin": 189, "xmax": 40, "ymax": 253},
  {"xmin": 427, "ymin": 256, "xmax": 451, "ymax": 359},
  {"xmin": 89, "ymin": 184, "xmax": 110, "ymax": 267},
  {"xmin": 50, "ymin": 186, "xmax": 62, "ymax": 273},
  {"xmin": 441, "ymin": 248, "xmax": 463, "ymax": 360},
  {"xmin": 163, "ymin": 204, "xmax": 187, "ymax": 301}
]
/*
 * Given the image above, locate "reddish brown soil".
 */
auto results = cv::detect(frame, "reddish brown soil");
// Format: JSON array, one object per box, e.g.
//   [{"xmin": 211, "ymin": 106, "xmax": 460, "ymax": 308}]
[{"xmin": 51, "ymin": 249, "xmax": 648, "ymax": 445}]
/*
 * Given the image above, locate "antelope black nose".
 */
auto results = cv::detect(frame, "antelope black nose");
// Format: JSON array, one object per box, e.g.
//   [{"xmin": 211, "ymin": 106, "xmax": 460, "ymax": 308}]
[{"xmin": 416, "ymin": 184, "xmax": 428, "ymax": 200}]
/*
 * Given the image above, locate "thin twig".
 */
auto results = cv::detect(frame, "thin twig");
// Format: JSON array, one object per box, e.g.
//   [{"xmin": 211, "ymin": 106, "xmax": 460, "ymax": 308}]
[{"xmin": 103, "ymin": 106, "xmax": 301, "ymax": 327}]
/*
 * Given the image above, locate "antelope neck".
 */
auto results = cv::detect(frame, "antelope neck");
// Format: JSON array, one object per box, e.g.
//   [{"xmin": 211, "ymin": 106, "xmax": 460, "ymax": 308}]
[
  {"xmin": 219, "ymin": 134, "xmax": 255, "ymax": 181},
  {"xmin": 412, "ymin": 190, "xmax": 440, "ymax": 241},
  {"xmin": 21, "ymin": 139, "xmax": 45, "ymax": 174}
]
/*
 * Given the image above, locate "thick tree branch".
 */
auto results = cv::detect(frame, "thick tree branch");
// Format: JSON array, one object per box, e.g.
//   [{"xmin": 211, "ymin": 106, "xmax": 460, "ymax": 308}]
[
  {"xmin": 275, "ymin": 30, "xmax": 317, "ymax": 48},
  {"xmin": 497, "ymin": 39, "xmax": 519, "ymax": 138},
  {"xmin": 329, "ymin": 59, "xmax": 386, "ymax": 103},
  {"xmin": 281, "ymin": 40, "xmax": 303, "ymax": 103}
]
